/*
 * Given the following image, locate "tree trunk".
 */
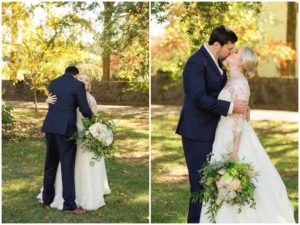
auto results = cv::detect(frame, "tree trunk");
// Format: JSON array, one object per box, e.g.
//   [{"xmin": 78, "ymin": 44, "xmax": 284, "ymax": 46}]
[
  {"xmin": 10, "ymin": 4, "xmax": 20, "ymax": 81},
  {"xmin": 281, "ymin": 2, "xmax": 297, "ymax": 77},
  {"xmin": 103, "ymin": 56, "xmax": 111, "ymax": 81},
  {"xmin": 102, "ymin": 2, "xmax": 114, "ymax": 81},
  {"xmin": 34, "ymin": 89, "xmax": 38, "ymax": 112}
]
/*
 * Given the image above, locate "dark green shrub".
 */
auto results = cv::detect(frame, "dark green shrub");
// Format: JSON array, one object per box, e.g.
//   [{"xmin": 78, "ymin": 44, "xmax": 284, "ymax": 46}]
[{"xmin": 2, "ymin": 103, "xmax": 13, "ymax": 126}]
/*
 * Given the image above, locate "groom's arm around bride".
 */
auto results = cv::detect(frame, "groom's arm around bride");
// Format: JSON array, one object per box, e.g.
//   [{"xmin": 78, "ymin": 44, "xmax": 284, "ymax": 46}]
[{"xmin": 43, "ymin": 68, "xmax": 92, "ymax": 137}]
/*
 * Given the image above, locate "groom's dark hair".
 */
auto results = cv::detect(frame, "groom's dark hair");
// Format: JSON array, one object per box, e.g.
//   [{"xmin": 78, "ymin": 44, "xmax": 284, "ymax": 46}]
[
  {"xmin": 208, "ymin": 25, "xmax": 238, "ymax": 46},
  {"xmin": 65, "ymin": 66, "xmax": 79, "ymax": 76}
]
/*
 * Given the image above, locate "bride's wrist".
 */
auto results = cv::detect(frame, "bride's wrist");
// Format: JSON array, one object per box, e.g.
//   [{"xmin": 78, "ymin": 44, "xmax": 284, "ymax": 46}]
[{"xmin": 233, "ymin": 148, "xmax": 239, "ymax": 153}]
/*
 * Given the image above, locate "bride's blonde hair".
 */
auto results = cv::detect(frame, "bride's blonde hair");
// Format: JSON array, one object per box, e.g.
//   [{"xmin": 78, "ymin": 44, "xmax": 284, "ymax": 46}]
[
  {"xmin": 75, "ymin": 73, "xmax": 91, "ymax": 92},
  {"xmin": 241, "ymin": 47, "xmax": 258, "ymax": 78}
]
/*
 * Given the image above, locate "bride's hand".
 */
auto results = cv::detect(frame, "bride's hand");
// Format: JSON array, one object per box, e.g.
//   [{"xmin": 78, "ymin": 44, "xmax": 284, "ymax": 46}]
[{"xmin": 46, "ymin": 93, "xmax": 57, "ymax": 104}]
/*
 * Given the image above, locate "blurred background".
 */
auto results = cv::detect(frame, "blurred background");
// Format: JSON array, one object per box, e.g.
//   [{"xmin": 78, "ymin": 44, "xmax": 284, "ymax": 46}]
[
  {"xmin": 151, "ymin": 2, "xmax": 298, "ymax": 111},
  {"xmin": 2, "ymin": 2, "xmax": 149, "ymax": 109}
]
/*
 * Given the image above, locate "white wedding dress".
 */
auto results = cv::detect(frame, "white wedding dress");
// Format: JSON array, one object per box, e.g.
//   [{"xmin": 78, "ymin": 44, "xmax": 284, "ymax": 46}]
[
  {"xmin": 200, "ymin": 76, "xmax": 295, "ymax": 223},
  {"xmin": 37, "ymin": 92, "xmax": 111, "ymax": 210}
]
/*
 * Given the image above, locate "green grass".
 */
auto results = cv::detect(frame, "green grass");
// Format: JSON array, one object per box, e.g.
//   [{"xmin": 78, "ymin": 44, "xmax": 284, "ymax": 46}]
[
  {"xmin": 151, "ymin": 114, "xmax": 298, "ymax": 223},
  {"xmin": 2, "ymin": 108, "xmax": 149, "ymax": 223}
]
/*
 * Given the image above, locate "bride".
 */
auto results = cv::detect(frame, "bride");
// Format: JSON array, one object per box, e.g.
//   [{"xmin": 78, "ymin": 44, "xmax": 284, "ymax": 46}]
[
  {"xmin": 200, "ymin": 47, "xmax": 295, "ymax": 223},
  {"xmin": 37, "ymin": 73, "xmax": 111, "ymax": 210}
]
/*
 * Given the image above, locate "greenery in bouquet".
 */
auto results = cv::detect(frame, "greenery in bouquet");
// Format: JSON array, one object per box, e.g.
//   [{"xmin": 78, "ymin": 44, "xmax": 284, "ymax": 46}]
[
  {"xmin": 70, "ymin": 112, "xmax": 117, "ymax": 165},
  {"xmin": 192, "ymin": 154, "xmax": 259, "ymax": 223}
]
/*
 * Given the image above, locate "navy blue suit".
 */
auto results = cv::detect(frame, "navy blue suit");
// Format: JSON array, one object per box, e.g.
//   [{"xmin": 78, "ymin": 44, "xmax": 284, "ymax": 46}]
[
  {"xmin": 176, "ymin": 45, "xmax": 231, "ymax": 223},
  {"xmin": 41, "ymin": 73, "xmax": 92, "ymax": 210}
]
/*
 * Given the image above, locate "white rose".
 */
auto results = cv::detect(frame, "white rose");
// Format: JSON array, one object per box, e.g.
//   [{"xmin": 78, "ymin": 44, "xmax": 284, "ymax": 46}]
[
  {"xmin": 228, "ymin": 178, "xmax": 241, "ymax": 192},
  {"xmin": 216, "ymin": 179, "xmax": 225, "ymax": 190},
  {"xmin": 89, "ymin": 122, "xmax": 113, "ymax": 146},
  {"xmin": 222, "ymin": 174, "xmax": 233, "ymax": 185}
]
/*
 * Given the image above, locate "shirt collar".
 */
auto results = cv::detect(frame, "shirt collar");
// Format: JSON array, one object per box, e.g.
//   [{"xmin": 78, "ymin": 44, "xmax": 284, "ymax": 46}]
[
  {"xmin": 204, "ymin": 43, "xmax": 224, "ymax": 75},
  {"xmin": 204, "ymin": 43, "xmax": 219, "ymax": 64}
]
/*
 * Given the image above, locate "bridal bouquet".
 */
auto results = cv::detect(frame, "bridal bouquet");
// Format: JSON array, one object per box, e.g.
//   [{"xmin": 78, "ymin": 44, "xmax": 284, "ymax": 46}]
[
  {"xmin": 192, "ymin": 154, "xmax": 259, "ymax": 223},
  {"xmin": 70, "ymin": 112, "xmax": 116, "ymax": 165}
]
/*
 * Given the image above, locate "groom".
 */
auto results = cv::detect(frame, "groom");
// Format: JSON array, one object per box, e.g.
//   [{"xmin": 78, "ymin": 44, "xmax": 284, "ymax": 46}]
[
  {"xmin": 176, "ymin": 25, "xmax": 249, "ymax": 223},
  {"xmin": 41, "ymin": 66, "xmax": 92, "ymax": 214}
]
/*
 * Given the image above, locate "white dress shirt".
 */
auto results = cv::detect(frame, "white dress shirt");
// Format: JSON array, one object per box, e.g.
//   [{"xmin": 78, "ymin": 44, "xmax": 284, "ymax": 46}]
[{"xmin": 204, "ymin": 44, "xmax": 233, "ymax": 114}]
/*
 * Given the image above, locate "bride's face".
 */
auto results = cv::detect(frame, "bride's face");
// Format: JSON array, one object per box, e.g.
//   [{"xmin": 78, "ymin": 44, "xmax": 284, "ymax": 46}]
[
  {"xmin": 215, "ymin": 42, "xmax": 235, "ymax": 60},
  {"xmin": 226, "ymin": 48, "xmax": 243, "ymax": 66},
  {"xmin": 77, "ymin": 74, "xmax": 90, "ymax": 91}
]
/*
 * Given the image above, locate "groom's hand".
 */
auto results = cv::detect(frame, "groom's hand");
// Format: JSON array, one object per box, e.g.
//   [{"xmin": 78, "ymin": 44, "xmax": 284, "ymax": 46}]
[{"xmin": 233, "ymin": 100, "xmax": 248, "ymax": 114}]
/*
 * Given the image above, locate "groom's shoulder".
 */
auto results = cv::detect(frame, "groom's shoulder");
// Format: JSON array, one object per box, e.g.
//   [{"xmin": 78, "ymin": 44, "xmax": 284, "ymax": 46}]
[
  {"xmin": 53, "ymin": 74, "xmax": 78, "ymax": 83},
  {"xmin": 50, "ymin": 74, "xmax": 81, "ymax": 89},
  {"xmin": 191, "ymin": 45, "xmax": 206, "ymax": 58},
  {"xmin": 51, "ymin": 74, "xmax": 65, "ymax": 81},
  {"xmin": 186, "ymin": 46, "xmax": 207, "ymax": 65}
]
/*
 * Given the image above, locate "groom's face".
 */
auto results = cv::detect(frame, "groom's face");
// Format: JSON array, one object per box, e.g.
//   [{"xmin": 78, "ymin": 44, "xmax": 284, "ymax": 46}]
[{"xmin": 216, "ymin": 42, "xmax": 235, "ymax": 61}]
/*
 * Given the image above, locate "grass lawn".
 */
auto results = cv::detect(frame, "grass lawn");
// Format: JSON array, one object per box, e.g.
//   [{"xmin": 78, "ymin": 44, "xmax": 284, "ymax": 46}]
[
  {"xmin": 2, "ymin": 108, "xmax": 149, "ymax": 223},
  {"xmin": 151, "ymin": 114, "xmax": 298, "ymax": 223}
]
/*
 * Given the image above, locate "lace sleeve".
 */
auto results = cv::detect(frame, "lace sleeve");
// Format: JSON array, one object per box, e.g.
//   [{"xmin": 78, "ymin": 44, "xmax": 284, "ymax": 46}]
[
  {"xmin": 229, "ymin": 80, "xmax": 249, "ymax": 132},
  {"xmin": 87, "ymin": 93, "xmax": 97, "ymax": 114},
  {"xmin": 227, "ymin": 79, "xmax": 250, "ymax": 155}
]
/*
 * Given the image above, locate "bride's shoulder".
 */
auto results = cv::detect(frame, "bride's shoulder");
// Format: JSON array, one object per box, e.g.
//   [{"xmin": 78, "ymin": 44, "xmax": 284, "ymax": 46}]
[
  {"xmin": 87, "ymin": 92, "xmax": 97, "ymax": 103},
  {"xmin": 226, "ymin": 77, "xmax": 249, "ymax": 92},
  {"xmin": 228, "ymin": 76, "xmax": 248, "ymax": 86}
]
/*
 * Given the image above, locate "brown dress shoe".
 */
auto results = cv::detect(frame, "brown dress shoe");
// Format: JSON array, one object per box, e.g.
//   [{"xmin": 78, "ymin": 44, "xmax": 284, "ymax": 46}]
[
  {"xmin": 43, "ymin": 204, "xmax": 50, "ymax": 210},
  {"xmin": 63, "ymin": 208, "xmax": 86, "ymax": 215}
]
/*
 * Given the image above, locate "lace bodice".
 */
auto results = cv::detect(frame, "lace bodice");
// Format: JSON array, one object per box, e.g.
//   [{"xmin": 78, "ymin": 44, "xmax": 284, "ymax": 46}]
[
  {"xmin": 219, "ymin": 77, "xmax": 250, "ymax": 132},
  {"xmin": 218, "ymin": 76, "xmax": 250, "ymax": 154},
  {"xmin": 77, "ymin": 92, "xmax": 97, "ymax": 130},
  {"xmin": 223, "ymin": 77, "xmax": 250, "ymax": 103}
]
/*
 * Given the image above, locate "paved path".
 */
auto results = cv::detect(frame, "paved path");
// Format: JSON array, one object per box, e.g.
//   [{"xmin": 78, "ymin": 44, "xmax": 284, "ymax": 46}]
[
  {"xmin": 151, "ymin": 105, "xmax": 298, "ymax": 122},
  {"xmin": 5, "ymin": 101, "xmax": 148, "ymax": 115},
  {"xmin": 5, "ymin": 101, "xmax": 298, "ymax": 122}
]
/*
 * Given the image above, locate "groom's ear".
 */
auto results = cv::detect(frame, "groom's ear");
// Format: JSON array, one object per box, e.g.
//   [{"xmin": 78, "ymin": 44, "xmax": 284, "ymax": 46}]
[{"xmin": 213, "ymin": 42, "xmax": 221, "ymax": 49}]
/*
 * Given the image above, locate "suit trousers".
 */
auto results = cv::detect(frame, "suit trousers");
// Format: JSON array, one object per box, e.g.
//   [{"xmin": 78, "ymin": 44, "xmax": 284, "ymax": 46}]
[
  {"xmin": 182, "ymin": 137, "xmax": 213, "ymax": 223},
  {"xmin": 43, "ymin": 133, "xmax": 77, "ymax": 210}
]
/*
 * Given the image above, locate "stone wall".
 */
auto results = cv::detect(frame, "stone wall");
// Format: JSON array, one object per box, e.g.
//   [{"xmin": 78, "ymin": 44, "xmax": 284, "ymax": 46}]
[
  {"xmin": 2, "ymin": 80, "xmax": 148, "ymax": 106},
  {"xmin": 151, "ymin": 73, "xmax": 298, "ymax": 111},
  {"xmin": 3, "ymin": 76, "xmax": 298, "ymax": 110}
]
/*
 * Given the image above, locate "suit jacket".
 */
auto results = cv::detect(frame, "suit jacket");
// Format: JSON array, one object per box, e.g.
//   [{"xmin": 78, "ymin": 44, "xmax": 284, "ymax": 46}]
[
  {"xmin": 176, "ymin": 45, "xmax": 231, "ymax": 141},
  {"xmin": 42, "ymin": 73, "xmax": 93, "ymax": 137}
]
